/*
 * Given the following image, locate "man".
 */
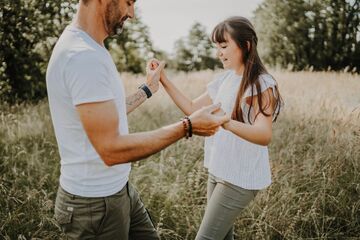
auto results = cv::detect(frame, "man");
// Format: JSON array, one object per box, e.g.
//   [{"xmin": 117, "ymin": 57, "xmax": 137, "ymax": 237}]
[{"xmin": 46, "ymin": 0, "xmax": 229, "ymax": 239}]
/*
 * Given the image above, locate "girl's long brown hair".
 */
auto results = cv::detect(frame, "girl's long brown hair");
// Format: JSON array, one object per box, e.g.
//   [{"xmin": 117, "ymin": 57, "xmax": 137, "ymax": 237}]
[{"xmin": 211, "ymin": 16, "xmax": 282, "ymax": 123}]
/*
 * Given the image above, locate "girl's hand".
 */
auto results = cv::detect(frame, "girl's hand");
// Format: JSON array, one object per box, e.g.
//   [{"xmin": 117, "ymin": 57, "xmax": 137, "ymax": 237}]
[
  {"xmin": 145, "ymin": 60, "xmax": 165, "ymax": 94},
  {"xmin": 213, "ymin": 107, "xmax": 231, "ymax": 130},
  {"xmin": 148, "ymin": 59, "xmax": 168, "ymax": 85},
  {"xmin": 148, "ymin": 58, "xmax": 160, "ymax": 71},
  {"xmin": 189, "ymin": 103, "xmax": 230, "ymax": 136}
]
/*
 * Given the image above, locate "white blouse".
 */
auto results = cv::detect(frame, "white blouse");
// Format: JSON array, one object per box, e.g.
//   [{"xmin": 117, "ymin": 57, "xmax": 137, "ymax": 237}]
[{"xmin": 204, "ymin": 70, "xmax": 279, "ymax": 190}]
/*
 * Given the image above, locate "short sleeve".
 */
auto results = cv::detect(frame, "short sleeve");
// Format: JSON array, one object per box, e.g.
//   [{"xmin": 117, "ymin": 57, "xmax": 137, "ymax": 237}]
[
  {"xmin": 207, "ymin": 71, "xmax": 231, "ymax": 101},
  {"xmin": 243, "ymin": 74, "xmax": 278, "ymax": 98},
  {"xmin": 64, "ymin": 52, "xmax": 115, "ymax": 106},
  {"xmin": 243, "ymin": 74, "xmax": 283, "ymax": 119}
]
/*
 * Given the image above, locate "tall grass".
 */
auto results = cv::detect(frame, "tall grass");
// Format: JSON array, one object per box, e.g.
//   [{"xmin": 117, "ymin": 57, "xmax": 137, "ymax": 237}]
[{"xmin": 0, "ymin": 71, "xmax": 359, "ymax": 239}]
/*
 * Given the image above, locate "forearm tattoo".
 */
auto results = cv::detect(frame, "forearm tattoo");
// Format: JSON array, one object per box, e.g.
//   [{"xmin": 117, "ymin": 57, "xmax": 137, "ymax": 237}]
[{"xmin": 126, "ymin": 89, "xmax": 147, "ymax": 113}]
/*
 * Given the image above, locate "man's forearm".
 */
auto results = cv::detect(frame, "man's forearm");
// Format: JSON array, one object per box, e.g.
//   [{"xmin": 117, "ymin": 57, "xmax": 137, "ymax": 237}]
[
  {"xmin": 126, "ymin": 89, "xmax": 147, "ymax": 114},
  {"xmin": 102, "ymin": 121, "xmax": 185, "ymax": 166}
]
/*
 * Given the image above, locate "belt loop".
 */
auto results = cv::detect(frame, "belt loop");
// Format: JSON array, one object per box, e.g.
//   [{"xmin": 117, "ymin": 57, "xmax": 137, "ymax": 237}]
[{"xmin": 60, "ymin": 186, "xmax": 76, "ymax": 200}]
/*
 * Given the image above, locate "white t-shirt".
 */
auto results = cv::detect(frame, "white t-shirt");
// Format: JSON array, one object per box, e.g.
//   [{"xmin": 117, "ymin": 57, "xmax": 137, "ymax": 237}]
[
  {"xmin": 205, "ymin": 70, "xmax": 279, "ymax": 190},
  {"xmin": 46, "ymin": 26, "xmax": 130, "ymax": 197}
]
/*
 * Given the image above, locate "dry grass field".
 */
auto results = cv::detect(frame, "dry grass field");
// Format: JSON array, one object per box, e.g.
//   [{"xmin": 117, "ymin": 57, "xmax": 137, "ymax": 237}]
[{"xmin": 0, "ymin": 70, "xmax": 359, "ymax": 239}]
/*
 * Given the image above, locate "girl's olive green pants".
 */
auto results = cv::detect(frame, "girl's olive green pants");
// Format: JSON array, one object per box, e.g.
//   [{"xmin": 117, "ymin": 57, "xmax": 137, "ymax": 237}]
[{"xmin": 195, "ymin": 174, "xmax": 258, "ymax": 240}]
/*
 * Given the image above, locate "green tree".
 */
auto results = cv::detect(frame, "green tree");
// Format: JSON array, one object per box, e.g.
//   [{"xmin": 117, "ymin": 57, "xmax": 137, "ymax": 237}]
[
  {"xmin": 0, "ymin": 0, "xmax": 77, "ymax": 102},
  {"xmin": 0, "ymin": 1, "xmax": 157, "ymax": 102},
  {"xmin": 254, "ymin": 0, "xmax": 360, "ymax": 72},
  {"xmin": 173, "ymin": 38, "xmax": 194, "ymax": 72},
  {"xmin": 106, "ymin": 15, "xmax": 158, "ymax": 74},
  {"xmin": 173, "ymin": 22, "xmax": 221, "ymax": 72}
]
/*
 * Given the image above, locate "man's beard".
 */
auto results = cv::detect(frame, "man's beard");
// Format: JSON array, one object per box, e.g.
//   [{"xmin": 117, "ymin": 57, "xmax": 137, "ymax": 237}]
[
  {"xmin": 110, "ymin": 17, "xmax": 127, "ymax": 35},
  {"xmin": 104, "ymin": 0, "xmax": 127, "ymax": 36}
]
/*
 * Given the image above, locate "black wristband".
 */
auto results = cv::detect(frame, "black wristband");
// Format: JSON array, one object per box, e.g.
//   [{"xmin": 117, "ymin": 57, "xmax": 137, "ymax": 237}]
[
  {"xmin": 184, "ymin": 116, "xmax": 192, "ymax": 138},
  {"xmin": 139, "ymin": 84, "xmax": 152, "ymax": 98}
]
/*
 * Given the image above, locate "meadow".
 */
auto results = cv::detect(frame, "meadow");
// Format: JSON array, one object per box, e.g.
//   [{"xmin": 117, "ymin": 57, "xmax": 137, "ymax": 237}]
[{"xmin": 0, "ymin": 70, "xmax": 359, "ymax": 239}]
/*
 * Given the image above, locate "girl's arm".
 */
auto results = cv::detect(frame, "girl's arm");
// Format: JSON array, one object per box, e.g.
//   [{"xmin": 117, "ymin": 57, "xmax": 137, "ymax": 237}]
[
  {"xmin": 222, "ymin": 88, "xmax": 274, "ymax": 146},
  {"xmin": 160, "ymin": 71, "xmax": 213, "ymax": 115}
]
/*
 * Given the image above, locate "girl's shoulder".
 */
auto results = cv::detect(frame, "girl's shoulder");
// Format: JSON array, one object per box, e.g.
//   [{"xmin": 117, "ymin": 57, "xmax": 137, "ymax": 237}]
[
  {"xmin": 258, "ymin": 73, "xmax": 277, "ymax": 88},
  {"xmin": 244, "ymin": 73, "xmax": 277, "ymax": 98},
  {"xmin": 213, "ymin": 70, "xmax": 233, "ymax": 82},
  {"xmin": 207, "ymin": 70, "xmax": 233, "ymax": 100},
  {"xmin": 208, "ymin": 70, "xmax": 233, "ymax": 88}
]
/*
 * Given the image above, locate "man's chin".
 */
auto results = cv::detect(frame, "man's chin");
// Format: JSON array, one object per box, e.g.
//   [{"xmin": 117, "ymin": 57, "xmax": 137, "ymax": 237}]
[
  {"xmin": 107, "ymin": 27, "xmax": 123, "ymax": 37},
  {"xmin": 115, "ymin": 26, "xmax": 123, "ymax": 35},
  {"xmin": 107, "ymin": 22, "xmax": 125, "ymax": 36},
  {"xmin": 116, "ymin": 19, "xmax": 126, "ymax": 33}
]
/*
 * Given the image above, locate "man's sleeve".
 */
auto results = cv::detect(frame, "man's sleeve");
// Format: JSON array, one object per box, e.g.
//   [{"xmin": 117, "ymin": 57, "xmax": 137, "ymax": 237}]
[{"xmin": 64, "ymin": 52, "xmax": 115, "ymax": 106}]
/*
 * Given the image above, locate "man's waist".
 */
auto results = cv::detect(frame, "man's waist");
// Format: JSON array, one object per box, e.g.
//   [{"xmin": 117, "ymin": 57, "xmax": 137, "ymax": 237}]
[{"xmin": 59, "ymin": 163, "xmax": 131, "ymax": 197}]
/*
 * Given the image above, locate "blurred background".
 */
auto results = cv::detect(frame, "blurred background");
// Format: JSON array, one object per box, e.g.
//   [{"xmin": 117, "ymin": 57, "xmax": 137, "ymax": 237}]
[
  {"xmin": 0, "ymin": 0, "xmax": 359, "ymax": 239},
  {"xmin": 0, "ymin": 0, "xmax": 359, "ymax": 102}
]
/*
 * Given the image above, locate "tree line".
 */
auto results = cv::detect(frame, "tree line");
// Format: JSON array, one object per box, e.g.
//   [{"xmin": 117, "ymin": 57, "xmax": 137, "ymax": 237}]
[
  {"xmin": 254, "ymin": 0, "xmax": 359, "ymax": 72},
  {"xmin": 0, "ymin": 0, "xmax": 359, "ymax": 102}
]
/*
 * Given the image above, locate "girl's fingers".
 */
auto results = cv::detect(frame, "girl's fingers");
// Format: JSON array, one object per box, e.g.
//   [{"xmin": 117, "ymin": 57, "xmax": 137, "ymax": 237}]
[
  {"xmin": 151, "ymin": 62, "xmax": 156, "ymax": 70},
  {"xmin": 154, "ymin": 61, "xmax": 166, "ymax": 74},
  {"xmin": 152, "ymin": 60, "xmax": 160, "ymax": 68},
  {"xmin": 147, "ymin": 59, "xmax": 161, "ymax": 72}
]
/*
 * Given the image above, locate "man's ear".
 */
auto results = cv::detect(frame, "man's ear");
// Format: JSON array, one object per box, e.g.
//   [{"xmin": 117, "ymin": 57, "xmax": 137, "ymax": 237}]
[
  {"xmin": 97, "ymin": 0, "xmax": 107, "ymax": 11},
  {"xmin": 98, "ymin": 0, "xmax": 106, "ymax": 5}
]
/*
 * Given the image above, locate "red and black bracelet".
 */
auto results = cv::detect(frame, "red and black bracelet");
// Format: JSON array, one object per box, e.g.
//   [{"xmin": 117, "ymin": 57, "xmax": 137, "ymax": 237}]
[
  {"xmin": 181, "ymin": 118, "xmax": 189, "ymax": 139},
  {"xmin": 184, "ymin": 116, "xmax": 193, "ymax": 138},
  {"xmin": 181, "ymin": 116, "xmax": 193, "ymax": 139}
]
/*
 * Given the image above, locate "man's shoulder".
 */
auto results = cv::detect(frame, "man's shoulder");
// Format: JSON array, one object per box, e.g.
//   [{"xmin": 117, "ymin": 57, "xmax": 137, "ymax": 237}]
[
  {"xmin": 49, "ymin": 45, "xmax": 104, "ymax": 77},
  {"xmin": 66, "ymin": 49, "xmax": 103, "ymax": 66},
  {"xmin": 55, "ymin": 27, "xmax": 107, "ymax": 65}
]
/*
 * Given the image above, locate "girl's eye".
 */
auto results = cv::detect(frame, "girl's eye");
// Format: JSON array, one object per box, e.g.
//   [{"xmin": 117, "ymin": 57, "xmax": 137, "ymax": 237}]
[
  {"xmin": 221, "ymin": 45, "xmax": 227, "ymax": 49},
  {"xmin": 127, "ymin": 1, "xmax": 132, "ymax": 6}
]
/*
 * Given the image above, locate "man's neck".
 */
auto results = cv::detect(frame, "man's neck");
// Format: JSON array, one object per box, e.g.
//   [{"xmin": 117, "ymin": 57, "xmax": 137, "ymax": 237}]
[{"xmin": 73, "ymin": 2, "xmax": 108, "ymax": 46}]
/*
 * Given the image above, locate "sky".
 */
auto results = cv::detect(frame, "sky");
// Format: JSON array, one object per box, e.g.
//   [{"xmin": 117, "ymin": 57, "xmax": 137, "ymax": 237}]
[{"xmin": 136, "ymin": 0, "xmax": 264, "ymax": 54}]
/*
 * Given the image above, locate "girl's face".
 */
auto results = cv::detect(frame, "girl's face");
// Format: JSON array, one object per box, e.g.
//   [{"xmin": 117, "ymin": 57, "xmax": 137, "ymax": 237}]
[{"xmin": 216, "ymin": 32, "xmax": 244, "ymax": 73}]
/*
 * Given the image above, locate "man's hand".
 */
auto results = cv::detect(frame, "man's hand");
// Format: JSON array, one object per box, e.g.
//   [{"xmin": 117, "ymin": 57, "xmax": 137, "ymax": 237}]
[
  {"xmin": 189, "ymin": 103, "xmax": 230, "ymax": 136},
  {"xmin": 213, "ymin": 107, "xmax": 231, "ymax": 130},
  {"xmin": 145, "ymin": 60, "xmax": 165, "ymax": 94}
]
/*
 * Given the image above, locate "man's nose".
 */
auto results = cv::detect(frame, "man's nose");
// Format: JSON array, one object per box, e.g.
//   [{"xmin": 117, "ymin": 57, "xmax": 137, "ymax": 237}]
[{"xmin": 127, "ymin": 5, "xmax": 135, "ymax": 19}]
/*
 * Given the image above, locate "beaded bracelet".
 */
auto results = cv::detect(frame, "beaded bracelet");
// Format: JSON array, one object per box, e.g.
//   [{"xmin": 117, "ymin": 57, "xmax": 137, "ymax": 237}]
[
  {"xmin": 180, "ymin": 117, "xmax": 193, "ymax": 139},
  {"xmin": 181, "ymin": 118, "xmax": 189, "ymax": 139},
  {"xmin": 184, "ymin": 116, "xmax": 193, "ymax": 138}
]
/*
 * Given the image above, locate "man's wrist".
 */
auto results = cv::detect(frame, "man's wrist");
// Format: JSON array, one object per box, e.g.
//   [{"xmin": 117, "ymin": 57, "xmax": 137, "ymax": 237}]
[
  {"xmin": 180, "ymin": 116, "xmax": 193, "ymax": 139},
  {"xmin": 138, "ymin": 87, "xmax": 147, "ymax": 99},
  {"xmin": 138, "ymin": 83, "xmax": 152, "ymax": 98}
]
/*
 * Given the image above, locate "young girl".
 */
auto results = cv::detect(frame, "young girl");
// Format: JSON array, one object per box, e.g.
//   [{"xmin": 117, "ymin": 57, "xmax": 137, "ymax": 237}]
[{"xmin": 155, "ymin": 16, "xmax": 283, "ymax": 239}]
